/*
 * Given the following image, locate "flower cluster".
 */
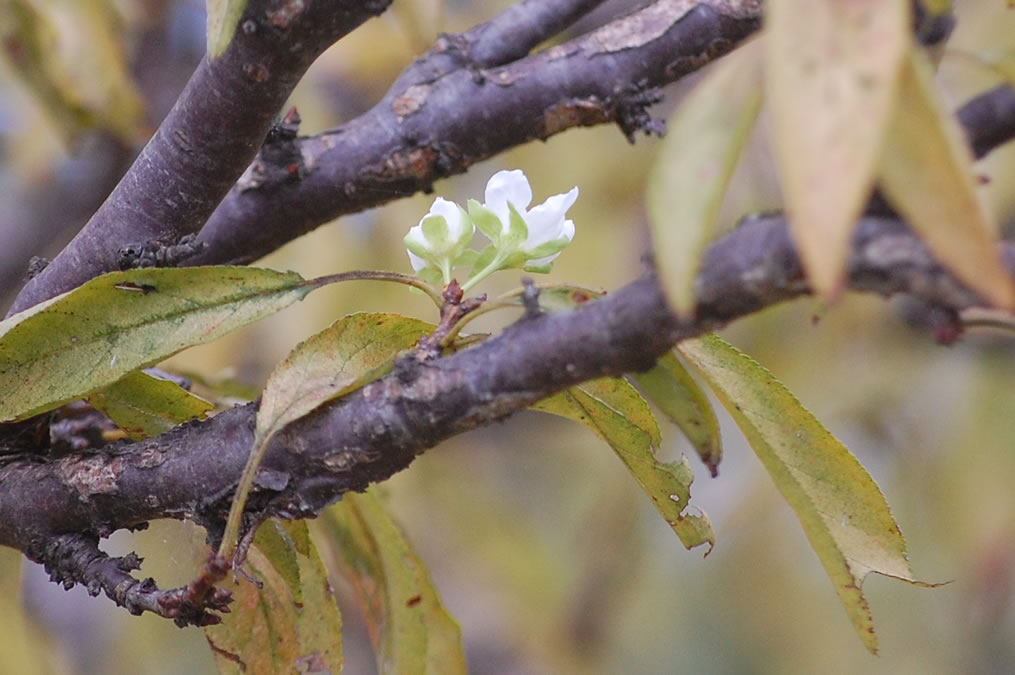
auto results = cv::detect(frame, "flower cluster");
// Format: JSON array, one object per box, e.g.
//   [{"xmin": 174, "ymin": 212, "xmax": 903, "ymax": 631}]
[{"xmin": 404, "ymin": 170, "xmax": 577, "ymax": 292}]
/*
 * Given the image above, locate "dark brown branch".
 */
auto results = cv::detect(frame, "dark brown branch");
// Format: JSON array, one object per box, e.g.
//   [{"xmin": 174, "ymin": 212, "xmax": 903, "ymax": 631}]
[
  {"xmin": 8, "ymin": 0, "xmax": 393, "ymax": 315},
  {"xmin": 2, "ymin": 214, "xmax": 1011, "ymax": 622},
  {"xmin": 959, "ymin": 84, "xmax": 1015, "ymax": 160},
  {"xmin": 188, "ymin": 0, "xmax": 762, "ymax": 266}
]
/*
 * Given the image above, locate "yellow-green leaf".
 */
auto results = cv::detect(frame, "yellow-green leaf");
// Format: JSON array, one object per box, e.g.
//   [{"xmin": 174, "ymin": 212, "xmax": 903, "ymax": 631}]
[
  {"xmin": 317, "ymin": 489, "xmax": 467, "ymax": 675},
  {"xmin": 206, "ymin": 0, "xmax": 248, "ymax": 59},
  {"xmin": 878, "ymin": 50, "xmax": 1015, "ymax": 309},
  {"xmin": 679, "ymin": 334, "xmax": 933, "ymax": 653},
  {"xmin": 87, "ymin": 370, "xmax": 213, "ymax": 440},
  {"xmin": 765, "ymin": 0, "xmax": 910, "ymax": 300},
  {"xmin": 220, "ymin": 313, "xmax": 434, "ymax": 559},
  {"xmin": 254, "ymin": 313, "xmax": 433, "ymax": 445},
  {"xmin": 204, "ymin": 520, "xmax": 343, "ymax": 675},
  {"xmin": 0, "ymin": 266, "xmax": 315, "ymax": 423},
  {"xmin": 533, "ymin": 378, "xmax": 714, "ymax": 554},
  {"xmin": 0, "ymin": 549, "xmax": 58, "ymax": 675},
  {"xmin": 632, "ymin": 351, "xmax": 722, "ymax": 477},
  {"xmin": 0, "ymin": 0, "xmax": 146, "ymax": 143},
  {"xmin": 647, "ymin": 38, "xmax": 763, "ymax": 315}
]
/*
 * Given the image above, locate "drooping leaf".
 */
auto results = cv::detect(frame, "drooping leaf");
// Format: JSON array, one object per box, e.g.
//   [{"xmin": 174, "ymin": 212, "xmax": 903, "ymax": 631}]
[
  {"xmin": 206, "ymin": 0, "xmax": 248, "ymax": 59},
  {"xmin": 679, "ymin": 334, "xmax": 935, "ymax": 653},
  {"xmin": 765, "ymin": 0, "xmax": 910, "ymax": 300},
  {"xmin": 647, "ymin": 38, "xmax": 763, "ymax": 315},
  {"xmin": 204, "ymin": 520, "xmax": 343, "ymax": 675},
  {"xmin": 632, "ymin": 351, "xmax": 722, "ymax": 477},
  {"xmin": 87, "ymin": 370, "xmax": 213, "ymax": 440},
  {"xmin": 878, "ymin": 50, "xmax": 1015, "ymax": 309},
  {"xmin": 0, "ymin": 0, "xmax": 147, "ymax": 143},
  {"xmin": 317, "ymin": 489, "xmax": 467, "ymax": 675},
  {"xmin": 0, "ymin": 266, "xmax": 316, "ymax": 423},
  {"xmin": 220, "ymin": 313, "xmax": 434, "ymax": 558},
  {"xmin": 533, "ymin": 378, "xmax": 714, "ymax": 554}
]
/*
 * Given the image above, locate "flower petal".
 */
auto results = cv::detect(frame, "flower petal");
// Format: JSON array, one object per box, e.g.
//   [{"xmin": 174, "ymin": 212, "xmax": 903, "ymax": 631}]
[
  {"xmin": 429, "ymin": 197, "xmax": 468, "ymax": 240},
  {"xmin": 484, "ymin": 169, "xmax": 533, "ymax": 230},
  {"xmin": 522, "ymin": 187, "xmax": 578, "ymax": 249},
  {"xmin": 407, "ymin": 249, "xmax": 429, "ymax": 272}
]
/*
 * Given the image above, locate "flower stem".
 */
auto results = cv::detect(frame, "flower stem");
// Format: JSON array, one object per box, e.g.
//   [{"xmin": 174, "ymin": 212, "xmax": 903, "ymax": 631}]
[{"xmin": 460, "ymin": 254, "xmax": 507, "ymax": 294}]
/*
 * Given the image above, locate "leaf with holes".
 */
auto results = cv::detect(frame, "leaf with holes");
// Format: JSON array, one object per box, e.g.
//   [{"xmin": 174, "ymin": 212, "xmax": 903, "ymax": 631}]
[
  {"xmin": 534, "ymin": 377, "xmax": 714, "ymax": 554},
  {"xmin": 632, "ymin": 351, "xmax": 722, "ymax": 477},
  {"xmin": 317, "ymin": 489, "xmax": 467, "ymax": 675},
  {"xmin": 679, "ymin": 334, "xmax": 937, "ymax": 653}
]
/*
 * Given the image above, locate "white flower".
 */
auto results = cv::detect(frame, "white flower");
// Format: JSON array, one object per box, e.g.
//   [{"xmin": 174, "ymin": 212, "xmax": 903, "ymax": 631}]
[
  {"xmin": 468, "ymin": 170, "xmax": 578, "ymax": 275},
  {"xmin": 404, "ymin": 197, "xmax": 474, "ymax": 283}
]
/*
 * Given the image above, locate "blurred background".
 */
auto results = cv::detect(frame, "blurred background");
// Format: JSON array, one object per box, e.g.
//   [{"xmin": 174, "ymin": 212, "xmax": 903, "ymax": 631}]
[{"xmin": 1, "ymin": 0, "xmax": 1014, "ymax": 673}]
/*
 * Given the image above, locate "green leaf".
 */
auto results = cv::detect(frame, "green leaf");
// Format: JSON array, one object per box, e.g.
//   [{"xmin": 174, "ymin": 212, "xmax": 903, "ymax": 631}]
[
  {"xmin": 87, "ymin": 370, "xmax": 213, "ymax": 440},
  {"xmin": 765, "ymin": 0, "xmax": 910, "ymax": 300},
  {"xmin": 206, "ymin": 0, "xmax": 248, "ymax": 59},
  {"xmin": 467, "ymin": 200, "xmax": 503, "ymax": 244},
  {"xmin": 679, "ymin": 334, "xmax": 935, "ymax": 653},
  {"xmin": 205, "ymin": 520, "xmax": 343, "ymax": 674},
  {"xmin": 632, "ymin": 351, "xmax": 722, "ymax": 477},
  {"xmin": 878, "ymin": 49, "xmax": 1015, "ymax": 309},
  {"xmin": 647, "ymin": 38, "xmax": 763, "ymax": 315},
  {"xmin": 0, "ymin": 266, "xmax": 315, "ymax": 423},
  {"xmin": 533, "ymin": 378, "xmax": 714, "ymax": 554},
  {"xmin": 317, "ymin": 489, "xmax": 467, "ymax": 675},
  {"xmin": 220, "ymin": 313, "xmax": 435, "ymax": 558}
]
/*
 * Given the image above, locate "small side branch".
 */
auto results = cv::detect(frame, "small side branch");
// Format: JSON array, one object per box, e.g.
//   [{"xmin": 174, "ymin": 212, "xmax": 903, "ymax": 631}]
[{"xmin": 28, "ymin": 533, "xmax": 232, "ymax": 626}]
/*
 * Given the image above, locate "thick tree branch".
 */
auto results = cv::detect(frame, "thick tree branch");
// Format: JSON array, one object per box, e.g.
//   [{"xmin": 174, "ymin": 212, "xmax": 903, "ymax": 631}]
[
  {"xmin": 9, "ymin": 0, "xmax": 393, "ymax": 315},
  {"xmin": 2, "ymin": 213, "xmax": 1012, "ymax": 622},
  {"xmin": 188, "ymin": 0, "xmax": 763, "ymax": 265},
  {"xmin": 3, "ymin": 0, "xmax": 1015, "ymax": 625}
]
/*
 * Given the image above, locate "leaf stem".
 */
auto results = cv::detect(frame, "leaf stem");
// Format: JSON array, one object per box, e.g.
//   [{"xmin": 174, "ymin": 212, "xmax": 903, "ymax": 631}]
[
  {"xmin": 218, "ymin": 433, "xmax": 274, "ymax": 562},
  {"xmin": 310, "ymin": 270, "xmax": 444, "ymax": 308}
]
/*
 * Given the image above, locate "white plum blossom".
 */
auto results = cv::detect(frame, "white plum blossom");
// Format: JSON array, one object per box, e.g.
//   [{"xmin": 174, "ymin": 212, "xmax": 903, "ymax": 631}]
[
  {"xmin": 464, "ymin": 170, "xmax": 578, "ymax": 289},
  {"xmin": 404, "ymin": 169, "xmax": 579, "ymax": 292},
  {"xmin": 403, "ymin": 197, "xmax": 474, "ymax": 284}
]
